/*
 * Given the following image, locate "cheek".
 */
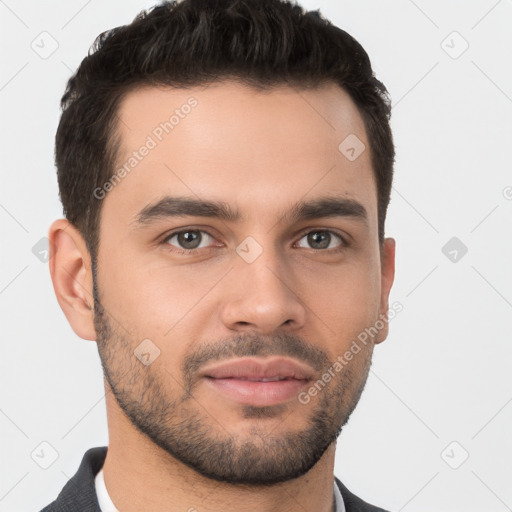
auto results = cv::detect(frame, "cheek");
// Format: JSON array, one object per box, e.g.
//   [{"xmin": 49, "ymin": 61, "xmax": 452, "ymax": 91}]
[
  {"xmin": 98, "ymin": 246, "xmax": 222, "ymax": 338},
  {"xmin": 313, "ymin": 257, "xmax": 381, "ymax": 341}
]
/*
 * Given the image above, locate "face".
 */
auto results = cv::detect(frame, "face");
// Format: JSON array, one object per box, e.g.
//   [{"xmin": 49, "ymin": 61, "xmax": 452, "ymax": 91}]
[{"xmin": 92, "ymin": 80, "xmax": 394, "ymax": 485}]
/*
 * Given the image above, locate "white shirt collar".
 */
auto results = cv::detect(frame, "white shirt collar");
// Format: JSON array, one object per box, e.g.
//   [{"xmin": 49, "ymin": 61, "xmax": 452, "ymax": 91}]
[
  {"xmin": 333, "ymin": 477, "xmax": 346, "ymax": 512},
  {"xmin": 95, "ymin": 468, "xmax": 345, "ymax": 512},
  {"xmin": 95, "ymin": 468, "xmax": 119, "ymax": 512}
]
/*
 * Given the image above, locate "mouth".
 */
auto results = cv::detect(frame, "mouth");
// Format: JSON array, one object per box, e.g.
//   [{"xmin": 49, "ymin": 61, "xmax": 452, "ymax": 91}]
[
  {"xmin": 217, "ymin": 376, "xmax": 295, "ymax": 382},
  {"xmin": 200, "ymin": 357, "xmax": 314, "ymax": 406}
]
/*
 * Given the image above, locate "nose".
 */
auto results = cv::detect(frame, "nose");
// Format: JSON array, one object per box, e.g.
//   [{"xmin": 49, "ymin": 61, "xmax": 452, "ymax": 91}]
[{"xmin": 220, "ymin": 246, "xmax": 307, "ymax": 335}]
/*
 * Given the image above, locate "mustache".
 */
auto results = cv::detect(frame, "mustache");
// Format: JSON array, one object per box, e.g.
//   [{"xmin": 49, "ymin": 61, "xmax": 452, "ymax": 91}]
[{"xmin": 182, "ymin": 332, "xmax": 330, "ymax": 380}]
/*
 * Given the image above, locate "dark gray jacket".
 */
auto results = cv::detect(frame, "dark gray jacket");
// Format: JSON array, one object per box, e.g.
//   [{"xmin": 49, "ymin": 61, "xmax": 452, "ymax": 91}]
[{"xmin": 39, "ymin": 446, "xmax": 390, "ymax": 512}]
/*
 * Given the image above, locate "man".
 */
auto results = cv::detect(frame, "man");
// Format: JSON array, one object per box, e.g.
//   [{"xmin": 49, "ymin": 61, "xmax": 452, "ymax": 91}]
[{"xmin": 42, "ymin": 0, "xmax": 396, "ymax": 510}]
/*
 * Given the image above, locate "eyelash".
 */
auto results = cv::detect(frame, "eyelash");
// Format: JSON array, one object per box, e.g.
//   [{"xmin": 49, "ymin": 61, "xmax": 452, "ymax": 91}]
[{"xmin": 161, "ymin": 228, "xmax": 349, "ymax": 255}]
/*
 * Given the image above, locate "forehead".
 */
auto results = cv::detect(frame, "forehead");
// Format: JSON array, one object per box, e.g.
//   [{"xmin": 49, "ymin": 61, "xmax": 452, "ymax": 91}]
[{"xmin": 105, "ymin": 80, "xmax": 377, "ymax": 230}]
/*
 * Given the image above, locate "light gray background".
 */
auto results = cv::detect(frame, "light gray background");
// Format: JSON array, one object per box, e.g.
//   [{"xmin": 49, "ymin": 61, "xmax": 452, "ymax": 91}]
[{"xmin": 1, "ymin": 1, "xmax": 511, "ymax": 511}]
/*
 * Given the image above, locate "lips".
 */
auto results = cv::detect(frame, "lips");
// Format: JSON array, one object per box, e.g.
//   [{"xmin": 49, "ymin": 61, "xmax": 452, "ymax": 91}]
[
  {"xmin": 200, "ymin": 356, "xmax": 314, "ymax": 406},
  {"xmin": 201, "ymin": 356, "xmax": 314, "ymax": 381}
]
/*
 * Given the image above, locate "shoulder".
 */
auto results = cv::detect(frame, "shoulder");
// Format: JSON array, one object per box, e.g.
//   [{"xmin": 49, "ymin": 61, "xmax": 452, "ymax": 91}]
[
  {"xmin": 335, "ymin": 476, "xmax": 392, "ymax": 512},
  {"xmin": 38, "ymin": 446, "xmax": 107, "ymax": 512}
]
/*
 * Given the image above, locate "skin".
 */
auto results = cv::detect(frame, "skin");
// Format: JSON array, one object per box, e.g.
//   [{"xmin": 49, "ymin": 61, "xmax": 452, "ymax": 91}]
[{"xmin": 49, "ymin": 80, "xmax": 395, "ymax": 512}]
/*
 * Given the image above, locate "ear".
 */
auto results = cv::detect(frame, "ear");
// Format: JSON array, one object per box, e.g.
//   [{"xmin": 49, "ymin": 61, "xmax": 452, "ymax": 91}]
[
  {"xmin": 48, "ymin": 219, "xmax": 97, "ymax": 341},
  {"xmin": 375, "ymin": 237, "xmax": 396, "ymax": 344}
]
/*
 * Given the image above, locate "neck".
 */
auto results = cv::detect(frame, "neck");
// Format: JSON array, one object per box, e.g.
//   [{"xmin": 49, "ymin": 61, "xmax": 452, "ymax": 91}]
[{"xmin": 101, "ymin": 384, "xmax": 337, "ymax": 512}]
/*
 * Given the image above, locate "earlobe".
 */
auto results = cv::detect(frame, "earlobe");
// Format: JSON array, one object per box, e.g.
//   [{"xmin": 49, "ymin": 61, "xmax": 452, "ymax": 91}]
[
  {"xmin": 375, "ymin": 237, "xmax": 396, "ymax": 344},
  {"xmin": 48, "ymin": 219, "xmax": 97, "ymax": 341}
]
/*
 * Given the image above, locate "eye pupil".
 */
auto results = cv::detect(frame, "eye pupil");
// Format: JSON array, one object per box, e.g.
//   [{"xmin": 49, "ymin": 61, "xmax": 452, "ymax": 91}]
[
  {"xmin": 308, "ymin": 231, "xmax": 330, "ymax": 249},
  {"xmin": 178, "ymin": 231, "xmax": 201, "ymax": 249}
]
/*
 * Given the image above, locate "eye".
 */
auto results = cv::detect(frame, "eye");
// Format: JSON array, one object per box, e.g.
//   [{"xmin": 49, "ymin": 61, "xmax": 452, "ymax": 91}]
[
  {"xmin": 163, "ymin": 229, "xmax": 217, "ymax": 253},
  {"xmin": 295, "ymin": 230, "xmax": 347, "ymax": 251},
  {"xmin": 161, "ymin": 228, "xmax": 348, "ymax": 255}
]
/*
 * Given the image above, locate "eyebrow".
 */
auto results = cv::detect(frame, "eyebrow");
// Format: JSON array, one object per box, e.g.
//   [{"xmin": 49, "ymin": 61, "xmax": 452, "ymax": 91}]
[{"xmin": 132, "ymin": 195, "xmax": 368, "ymax": 227}]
